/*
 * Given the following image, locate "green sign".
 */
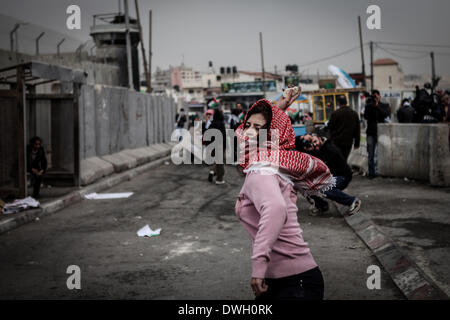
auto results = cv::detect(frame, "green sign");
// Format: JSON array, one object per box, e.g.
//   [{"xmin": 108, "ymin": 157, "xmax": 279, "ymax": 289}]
[{"xmin": 221, "ymin": 81, "xmax": 277, "ymax": 94}]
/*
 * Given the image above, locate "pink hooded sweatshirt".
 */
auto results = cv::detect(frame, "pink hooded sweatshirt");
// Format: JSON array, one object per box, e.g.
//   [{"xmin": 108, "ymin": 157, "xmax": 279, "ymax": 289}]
[{"xmin": 235, "ymin": 101, "xmax": 318, "ymax": 279}]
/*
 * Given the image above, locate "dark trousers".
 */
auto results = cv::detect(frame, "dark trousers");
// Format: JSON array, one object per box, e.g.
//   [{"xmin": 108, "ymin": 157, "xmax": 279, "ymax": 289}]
[
  {"xmin": 213, "ymin": 163, "xmax": 224, "ymax": 181},
  {"xmin": 335, "ymin": 144, "xmax": 352, "ymax": 161},
  {"xmin": 312, "ymin": 175, "xmax": 355, "ymax": 209},
  {"xmin": 366, "ymin": 135, "xmax": 378, "ymax": 177},
  {"xmin": 31, "ymin": 174, "xmax": 43, "ymax": 198},
  {"xmin": 256, "ymin": 267, "xmax": 324, "ymax": 301},
  {"xmin": 211, "ymin": 153, "xmax": 225, "ymax": 181}
]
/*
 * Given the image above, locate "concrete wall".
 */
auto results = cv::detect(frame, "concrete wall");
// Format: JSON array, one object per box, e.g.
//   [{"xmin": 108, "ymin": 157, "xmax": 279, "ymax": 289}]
[
  {"xmin": 79, "ymin": 84, "xmax": 176, "ymax": 159},
  {"xmin": 377, "ymin": 124, "xmax": 450, "ymax": 186},
  {"xmin": 0, "ymin": 49, "xmax": 121, "ymax": 87}
]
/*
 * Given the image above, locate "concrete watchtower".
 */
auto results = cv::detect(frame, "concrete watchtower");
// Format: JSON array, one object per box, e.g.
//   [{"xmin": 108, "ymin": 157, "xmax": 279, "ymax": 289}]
[{"xmin": 90, "ymin": 13, "xmax": 140, "ymax": 90}]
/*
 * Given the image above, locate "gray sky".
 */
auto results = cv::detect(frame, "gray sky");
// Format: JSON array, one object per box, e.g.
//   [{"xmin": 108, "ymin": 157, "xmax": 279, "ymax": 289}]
[{"xmin": 1, "ymin": 0, "xmax": 449, "ymax": 75}]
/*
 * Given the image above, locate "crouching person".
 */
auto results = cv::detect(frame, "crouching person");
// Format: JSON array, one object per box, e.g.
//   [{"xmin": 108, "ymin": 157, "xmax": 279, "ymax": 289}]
[
  {"xmin": 27, "ymin": 136, "xmax": 47, "ymax": 199},
  {"xmin": 295, "ymin": 134, "xmax": 361, "ymax": 216}
]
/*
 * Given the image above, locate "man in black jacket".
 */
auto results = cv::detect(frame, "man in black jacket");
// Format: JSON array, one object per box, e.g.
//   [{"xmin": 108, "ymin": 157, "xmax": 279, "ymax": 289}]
[
  {"xmin": 27, "ymin": 136, "xmax": 47, "ymax": 199},
  {"xmin": 397, "ymin": 99, "xmax": 415, "ymax": 123},
  {"xmin": 372, "ymin": 90, "xmax": 391, "ymax": 123},
  {"xmin": 364, "ymin": 94, "xmax": 390, "ymax": 179},
  {"xmin": 326, "ymin": 95, "xmax": 360, "ymax": 161},
  {"xmin": 296, "ymin": 134, "xmax": 361, "ymax": 216}
]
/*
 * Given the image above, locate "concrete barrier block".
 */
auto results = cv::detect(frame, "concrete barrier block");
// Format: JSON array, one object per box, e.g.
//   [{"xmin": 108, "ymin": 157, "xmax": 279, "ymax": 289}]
[
  {"xmin": 378, "ymin": 124, "xmax": 430, "ymax": 181},
  {"xmin": 101, "ymin": 151, "xmax": 137, "ymax": 172},
  {"xmin": 141, "ymin": 146, "xmax": 164, "ymax": 161},
  {"xmin": 429, "ymin": 124, "xmax": 450, "ymax": 186},
  {"xmin": 161, "ymin": 142, "xmax": 175, "ymax": 150},
  {"xmin": 80, "ymin": 157, "xmax": 114, "ymax": 185},
  {"xmin": 348, "ymin": 151, "xmax": 368, "ymax": 173},
  {"xmin": 150, "ymin": 143, "xmax": 168, "ymax": 153},
  {"xmin": 165, "ymin": 141, "xmax": 177, "ymax": 147},
  {"xmin": 122, "ymin": 148, "xmax": 151, "ymax": 166}
]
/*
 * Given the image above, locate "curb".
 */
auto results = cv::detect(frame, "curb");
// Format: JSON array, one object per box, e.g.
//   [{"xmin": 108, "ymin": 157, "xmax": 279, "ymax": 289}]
[
  {"xmin": 338, "ymin": 206, "xmax": 449, "ymax": 300},
  {"xmin": 0, "ymin": 155, "xmax": 172, "ymax": 235}
]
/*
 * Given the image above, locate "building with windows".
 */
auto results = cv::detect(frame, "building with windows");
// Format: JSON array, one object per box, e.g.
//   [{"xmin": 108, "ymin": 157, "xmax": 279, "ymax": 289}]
[{"xmin": 373, "ymin": 58, "xmax": 404, "ymax": 91}]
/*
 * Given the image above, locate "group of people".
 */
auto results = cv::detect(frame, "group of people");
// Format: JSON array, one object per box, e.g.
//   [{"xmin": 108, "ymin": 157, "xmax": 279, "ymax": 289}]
[
  {"xmin": 360, "ymin": 86, "xmax": 450, "ymax": 179},
  {"xmin": 396, "ymin": 85, "xmax": 449, "ymax": 124},
  {"xmin": 288, "ymin": 110, "xmax": 313, "ymax": 125}
]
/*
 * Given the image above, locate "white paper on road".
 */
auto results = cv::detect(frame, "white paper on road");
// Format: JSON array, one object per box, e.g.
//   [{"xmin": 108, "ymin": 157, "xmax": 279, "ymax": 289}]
[
  {"xmin": 84, "ymin": 192, "xmax": 134, "ymax": 200},
  {"xmin": 137, "ymin": 224, "xmax": 161, "ymax": 237}
]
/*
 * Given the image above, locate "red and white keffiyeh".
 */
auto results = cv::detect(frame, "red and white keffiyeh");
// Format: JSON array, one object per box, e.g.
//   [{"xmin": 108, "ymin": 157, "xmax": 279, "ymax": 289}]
[{"xmin": 236, "ymin": 99, "xmax": 336, "ymax": 196}]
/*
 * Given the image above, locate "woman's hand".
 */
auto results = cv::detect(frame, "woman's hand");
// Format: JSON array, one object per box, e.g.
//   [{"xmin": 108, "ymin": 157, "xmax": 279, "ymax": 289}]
[
  {"xmin": 276, "ymin": 85, "xmax": 302, "ymax": 111},
  {"xmin": 251, "ymin": 277, "xmax": 268, "ymax": 297}
]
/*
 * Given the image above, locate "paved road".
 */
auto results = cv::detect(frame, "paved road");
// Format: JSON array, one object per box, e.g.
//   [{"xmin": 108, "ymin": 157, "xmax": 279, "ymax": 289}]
[
  {"xmin": 345, "ymin": 175, "xmax": 450, "ymax": 297},
  {"xmin": 0, "ymin": 163, "xmax": 403, "ymax": 299}
]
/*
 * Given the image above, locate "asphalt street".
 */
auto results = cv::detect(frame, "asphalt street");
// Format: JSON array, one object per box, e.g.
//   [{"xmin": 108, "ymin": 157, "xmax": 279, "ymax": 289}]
[
  {"xmin": 345, "ymin": 174, "xmax": 450, "ymax": 297},
  {"xmin": 0, "ymin": 163, "xmax": 404, "ymax": 299}
]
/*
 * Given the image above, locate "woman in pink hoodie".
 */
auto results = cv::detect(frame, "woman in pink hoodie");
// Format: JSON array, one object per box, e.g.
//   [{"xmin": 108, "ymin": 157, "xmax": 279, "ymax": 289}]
[{"xmin": 235, "ymin": 96, "xmax": 334, "ymax": 300}]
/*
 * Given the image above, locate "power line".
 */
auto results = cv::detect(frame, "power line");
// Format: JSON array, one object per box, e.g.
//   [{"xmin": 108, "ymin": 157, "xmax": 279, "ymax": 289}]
[
  {"xmin": 298, "ymin": 45, "xmax": 364, "ymax": 68},
  {"xmin": 376, "ymin": 44, "xmax": 429, "ymax": 60},
  {"xmin": 376, "ymin": 43, "xmax": 450, "ymax": 57},
  {"xmin": 376, "ymin": 41, "xmax": 450, "ymax": 49}
]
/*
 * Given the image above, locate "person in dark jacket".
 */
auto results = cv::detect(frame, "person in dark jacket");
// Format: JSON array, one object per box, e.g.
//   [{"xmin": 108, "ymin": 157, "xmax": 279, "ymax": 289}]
[
  {"xmin": 397, "ymin": 99, "xmax": 415, "ymax": 123},
  {"xmin": 205, "ymin": 109, "xmax": 227, "ymax": 184},
  {"xmin": 27, "ymin": 136, "xmax": 47, "ymax": 199},
  {"xmin": 372, "ymin": 90, "xmax": 392, "ymax": 123},
  {"xmin": 296, "ymin": 134, "xmax": 361, "ymax": 216},
  {"xmin": 326, "ymin": 95, "xmax": 360, "ymax": 161},
  {"xmin": 363, "ymin": 94, "xmax": 389, "ymax": 179}
]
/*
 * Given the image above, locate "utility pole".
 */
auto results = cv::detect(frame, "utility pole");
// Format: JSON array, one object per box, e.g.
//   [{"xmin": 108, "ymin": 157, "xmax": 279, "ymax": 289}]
[
  {"xmin": 370, "ymin": 41, "xmax": 374, "ymax": 91},
  {"xmin": 430, "ymin": 51, "xmax": 436, "ymax": 93},
  {"xmin": 134, "ymin": 0, "xmax": 151, "ymax": 93},
  {"xmin": 124, "ymin": 0, "xmax": 134, "ymax": 89},
  {"xmin": 149, "ymin": 10, "xmax": 152, "ymax": 93},
  {"xmin": 259, "ymin": 32, "xmax": 266, "ymax": 97},
  {"xmin": 358, "ymin": 16, "xmax": 366, "ymax": 88}
]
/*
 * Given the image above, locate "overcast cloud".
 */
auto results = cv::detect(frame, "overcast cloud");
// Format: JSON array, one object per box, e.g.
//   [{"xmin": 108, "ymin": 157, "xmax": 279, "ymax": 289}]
[{"xmin": 1, "ymin": 0, "xmax": 449, "ymax": 75}]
